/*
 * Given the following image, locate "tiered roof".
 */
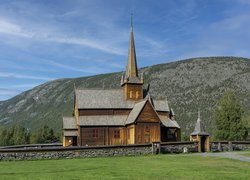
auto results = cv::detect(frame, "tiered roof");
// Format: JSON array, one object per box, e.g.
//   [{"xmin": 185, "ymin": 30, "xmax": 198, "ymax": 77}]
[{"xmin": 190, "ymin": 111, "xmax": 209, "ymax": 136}]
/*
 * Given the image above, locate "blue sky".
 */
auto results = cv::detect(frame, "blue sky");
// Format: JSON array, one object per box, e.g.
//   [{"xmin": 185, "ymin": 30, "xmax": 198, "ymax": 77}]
[{"xmin": 0, "ymin": 0, "xmax": 250, "ymax": 101}]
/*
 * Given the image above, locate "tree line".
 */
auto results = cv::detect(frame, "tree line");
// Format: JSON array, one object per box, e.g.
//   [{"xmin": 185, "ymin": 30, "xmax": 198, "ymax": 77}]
[{"xmin": 0, "ymin": 125, "xmax": 59, "ymax": 146}]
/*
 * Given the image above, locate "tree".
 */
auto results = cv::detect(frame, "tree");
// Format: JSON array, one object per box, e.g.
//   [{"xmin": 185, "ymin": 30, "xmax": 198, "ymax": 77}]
[
  {"xmin": 0, "ymin": 127, "xmax": 8, "ymax": 146},
  {"xmin": 214, "ymin": 90, "xmax": 248, "ymax": 141},
  {"xmin": 0, "ymin": 124, "xmax": 30, "ymax": 146},
  {"xmin": 242, "ymin": 115, "xmax": 250, "ymax": 140},
  {"xmin": 12, "ymin": 124, "xmax": 30, "ymax": 145},
  {"xmin": 30, "ymin": 125, "xmax": 59, "ymax": 144}
]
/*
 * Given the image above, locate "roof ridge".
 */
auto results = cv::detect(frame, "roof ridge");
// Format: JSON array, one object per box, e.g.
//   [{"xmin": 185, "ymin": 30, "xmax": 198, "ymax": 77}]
[{"xmin": 76, "ymin": 88, "xmax": 122, "ymax": 91}]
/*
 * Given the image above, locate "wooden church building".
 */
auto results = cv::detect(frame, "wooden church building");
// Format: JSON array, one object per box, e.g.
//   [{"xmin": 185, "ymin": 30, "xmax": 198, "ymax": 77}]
[{"xmin": 63, "ymin": 19, "xmax": 181, "ymax": 147}]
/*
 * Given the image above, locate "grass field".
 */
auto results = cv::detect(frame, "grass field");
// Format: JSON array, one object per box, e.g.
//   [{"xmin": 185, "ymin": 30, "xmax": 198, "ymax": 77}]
[
  {"xmin": 240, "ymin": 151, "xmax": 250, "ymax": 157},
  {"xmin": 0, "ymin": 154, "xmax": 249, "ymax": 180}
]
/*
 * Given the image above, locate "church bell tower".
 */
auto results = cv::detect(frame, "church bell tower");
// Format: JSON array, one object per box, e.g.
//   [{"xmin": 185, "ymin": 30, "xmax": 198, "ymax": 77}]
[{"xmin": 121, "ymin": 16, "xmax": 144, "ymax": 100}]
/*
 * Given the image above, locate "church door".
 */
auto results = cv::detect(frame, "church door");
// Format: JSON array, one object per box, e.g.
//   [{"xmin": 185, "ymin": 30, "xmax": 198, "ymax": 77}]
[{"xmin": 201, "ymin": 136, "xmax": 206, "ymax": 152}]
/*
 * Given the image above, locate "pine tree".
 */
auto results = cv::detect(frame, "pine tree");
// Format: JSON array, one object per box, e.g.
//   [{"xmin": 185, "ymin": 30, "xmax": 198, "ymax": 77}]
[
  {"xmin": 30, "ymin": 125, "xmax": 59, "ymax": 144},
  {"xmin": 0, "ymin": 127, "xmax": 8, "ymax": 146},
  {"xmin": 214, "ymin": 90, "xmax": 248, "ymax": 140},
  {"xmin": 0, "ymin": 124, "xmax": 30, "ymax": 146},
  {"xmin": 12, "ymin": 124, "xmax": 29, "ymax": 145}
]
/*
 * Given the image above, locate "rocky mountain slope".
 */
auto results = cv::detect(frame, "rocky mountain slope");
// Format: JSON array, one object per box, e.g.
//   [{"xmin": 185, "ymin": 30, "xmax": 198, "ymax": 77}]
[{"xmin": 0, "ymin": 57, "xmax": 249, "ymax": 137}]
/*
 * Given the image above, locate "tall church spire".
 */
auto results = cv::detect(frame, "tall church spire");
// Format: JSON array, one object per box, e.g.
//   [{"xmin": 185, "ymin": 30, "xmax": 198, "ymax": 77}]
[
  {"xmin": 126, "ymin": 14, "xmax": 138, "ymax": 78},
  {"xmin": 121, "ymin": 15, "xmax": 143, "ymax": 100}
]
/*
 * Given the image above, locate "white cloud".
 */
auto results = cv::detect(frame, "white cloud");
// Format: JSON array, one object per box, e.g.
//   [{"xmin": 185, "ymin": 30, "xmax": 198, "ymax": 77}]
[
  {"xmin": 48, "ymin": 36, "xmax": 125, "ymax": 55},
  {"xmin": 0, "ymin": 17, "xmax": 125, "ymax": 55},
  {"xmin": 0, "ymin": 72, "xmax": 53, "ymax": 81},
  {"xmin": 0, "ymin": 18, "xmax": 33, "ymax": 38}
]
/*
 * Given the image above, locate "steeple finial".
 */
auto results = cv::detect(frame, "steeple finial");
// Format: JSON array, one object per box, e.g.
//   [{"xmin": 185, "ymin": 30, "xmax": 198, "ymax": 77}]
[
  {"xmin": 130, "ymin": 12, "xmax": 133, "ymax": 31},
  {"xmin": 198, "ymin": 109, "xmax": 201, "ymax": 121}
]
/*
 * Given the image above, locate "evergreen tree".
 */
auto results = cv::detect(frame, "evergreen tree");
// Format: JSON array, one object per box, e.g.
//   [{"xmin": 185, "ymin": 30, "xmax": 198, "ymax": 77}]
[
  {"xmin": 0, "ymin": 124, "xmax": 30, "ymax": 146},
  {"xmin": 30, "ymin": 125, "xmax": 59, "ymax": 144},
  {"xmin": 0, "ymin": 127, "xmax": 8, "ymax": 146},
  {"xmin": 214, "ymin": 90, "xmax": 248, "ymax": 140},
  {"xmin": 242, "ymin": 115, "xmax": 250, "ymax": 140},
  {"xmin": 12, "ymin": 124, "xmax": 29, "ymax": 145}
]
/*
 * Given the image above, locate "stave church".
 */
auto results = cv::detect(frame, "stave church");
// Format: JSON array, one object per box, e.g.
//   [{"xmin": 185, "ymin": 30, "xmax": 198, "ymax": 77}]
[{"xmin": 62, "ymin": 19, "xmax": 181, "ymax": 147}]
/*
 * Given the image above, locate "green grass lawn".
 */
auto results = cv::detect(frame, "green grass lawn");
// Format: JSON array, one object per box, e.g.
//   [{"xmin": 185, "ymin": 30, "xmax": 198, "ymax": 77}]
[
  {"xmin": 240, "ymin": 151, "xmax": 250, "ymax": 157},
  {"xmin": 0, "ymin": 154, "xmax": 249, "ymax": 180}
]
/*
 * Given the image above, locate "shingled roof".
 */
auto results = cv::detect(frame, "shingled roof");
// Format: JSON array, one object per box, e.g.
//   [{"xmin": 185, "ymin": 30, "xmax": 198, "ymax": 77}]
[
  {"xmin": 75, "ymin": 88, "xmax": 170, "ymax": 112},
  {"xmin": 63, "ymin": 98, "xmax": 179, "ymax": 128},
  {"xmin": 60, "ymin": 89, "xmax": 175, "ymax": 129},
  {"xmin": 63, "ymin": 117, "xmax": 77, "ymax": 129},
  {"xmin": 76, "ymin": 89, "xmax": 134, "ymax": 109},
  {"xmin": 64, "ymin": 130, "xmax": 78, "ymax": 136},
  {"xmin": 190, "ymin": 111, "xmax": 209, "ymax": 136},
  {"xmin": 125, "ymin": 100, "xmax": 147, "ymax": 125},
  {"xmin": 159, "ymin": 115, "xmax": 180, "ymax": 128}
]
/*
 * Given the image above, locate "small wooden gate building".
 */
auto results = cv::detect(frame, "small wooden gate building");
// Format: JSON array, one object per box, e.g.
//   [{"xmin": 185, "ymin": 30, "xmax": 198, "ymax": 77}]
[{"xmin": 190, "ymin": 111, "xmax": 209, "ymax": 152}]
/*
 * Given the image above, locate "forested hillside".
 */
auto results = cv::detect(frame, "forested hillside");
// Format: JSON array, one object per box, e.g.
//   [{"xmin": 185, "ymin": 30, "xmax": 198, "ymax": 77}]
[{"xmin": 0, "ymin": 57, "xmax": 249, "ymax": 137}]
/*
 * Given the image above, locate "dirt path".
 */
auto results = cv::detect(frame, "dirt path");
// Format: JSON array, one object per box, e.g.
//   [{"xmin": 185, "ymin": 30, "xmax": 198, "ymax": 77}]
[{"xmin": 192, "ymin": 152, "xmax": 250, "ymax": 162}]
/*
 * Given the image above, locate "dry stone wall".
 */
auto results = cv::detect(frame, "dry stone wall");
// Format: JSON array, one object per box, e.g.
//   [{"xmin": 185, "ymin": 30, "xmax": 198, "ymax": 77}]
[
  {"xmin": 0, "ymin": 142, "xmax": 197, "ymax": 161},
  {"xmin": 210, "ymin": 141, "xmax": 250, "ymax": 152}
]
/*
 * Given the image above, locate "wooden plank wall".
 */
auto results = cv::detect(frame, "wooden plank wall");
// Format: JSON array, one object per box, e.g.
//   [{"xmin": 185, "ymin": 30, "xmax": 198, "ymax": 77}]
[
  {"xmin": 80, "ymin": 127, "xmax": 127, "ymax": 146},
  {"xmin": 127, "ymin": 125, "xmax": 135, "ymax": 144},
  {"xmin": 137, "ymin": 102, "xmax": 160, "ymax": 123},
  {"xmin": 79, "ymin": 125, "xmax": 180, "ymax": 145},
  {"xmin": 123, "ymin": 83, "xmax": 143, "ymax": 100},
  {"xmin": 135, "ymin": 123, "xmax": 160, "ymax": 144},
  {"xmin": 80, "ymin": 127, "xmax": 105, "ymax": 146},
  {"xmin": 108, "ymin": 127, "xmax": 126, "ymax": 145}
]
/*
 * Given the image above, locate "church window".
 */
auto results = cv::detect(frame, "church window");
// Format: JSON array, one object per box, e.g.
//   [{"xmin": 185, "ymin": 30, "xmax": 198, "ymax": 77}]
[
  {"xmin": 114, "ymin": 130, "xmax": 120, "ymax": 138},
  {"xmin": 92, "ymin": 129, "xmax": 98, "ymax": 138},
  {"xmin": 129, "ymin": 91, "xmax": 133, "ymax": 98},
  {"xmin": 136, "ymin": 91, "xmax": 139, "ymax": 99}
]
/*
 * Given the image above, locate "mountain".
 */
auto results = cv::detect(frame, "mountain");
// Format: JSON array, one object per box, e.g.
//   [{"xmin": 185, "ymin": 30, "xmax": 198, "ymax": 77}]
[{"xmin": 0, "ymin": 57, "xmax": 249, "ymax": 137}]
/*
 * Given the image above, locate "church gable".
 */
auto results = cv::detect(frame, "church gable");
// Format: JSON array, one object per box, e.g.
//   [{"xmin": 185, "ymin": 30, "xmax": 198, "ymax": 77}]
[{"xmin": 136, "ymin": 101, "xmax": 160, "ymax": 123}]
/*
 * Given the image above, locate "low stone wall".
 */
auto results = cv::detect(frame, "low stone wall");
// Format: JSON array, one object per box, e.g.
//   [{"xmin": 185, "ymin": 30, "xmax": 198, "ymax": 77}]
[
  {"xmin": 160, "ymin": 142, "xmax": 198, "ymax": 153},
  {"xmin": 1, "ymin": 141, "xmax": 248, "ymax": 161},
  {"xmin": 0, "ymin": 142, "xmax": 197, "ymax": 161},
  {"xmin": 210, "ymin": 141, "xmax": 250, "ymax": 152},
  {"xmin": 0, "ymin": 144, "xmax": 152, "ymax": 161}
]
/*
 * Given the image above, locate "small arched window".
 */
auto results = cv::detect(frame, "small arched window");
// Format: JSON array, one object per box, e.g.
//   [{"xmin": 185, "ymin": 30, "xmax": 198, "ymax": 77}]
[
  {"xmin": 129, "ymin": 91, "xmax": 133, "ymax": 98},
  {"xmin": 136, "ymin": 91, "xmax": 139, "ymax": 99}
]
